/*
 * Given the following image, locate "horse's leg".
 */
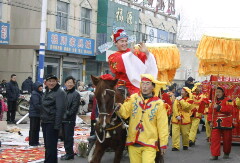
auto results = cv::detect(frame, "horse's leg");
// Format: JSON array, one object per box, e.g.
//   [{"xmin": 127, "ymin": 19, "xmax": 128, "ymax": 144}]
[
  {"xmin": 155, "ymin": 151, "xmax": 164, "ymax": 163},
  {"xmin": 113, "ymin": 143, "xmax": 125, "ymax": 163},
  {"xmin": 89, "ymin": 142, "xmax": 106, "ymax": 163}
]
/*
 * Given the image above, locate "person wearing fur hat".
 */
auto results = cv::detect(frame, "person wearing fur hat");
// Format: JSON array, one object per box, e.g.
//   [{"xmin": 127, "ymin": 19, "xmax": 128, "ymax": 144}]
[
  {"xmin": 108, "ymin": 28, "xmax": 158, "ymax": 95},
  {"xmin": 189, "ymin": 83, "xmax": 207, "ymax": 147},
  {"xmin": 171, "ymin": 87, "xmax": 194, "ymax": 151},
  {"xmin": 208, "ymin": 87, "xmax": 234, "ymax": 160},
  {"xmin": 117, "ymin": 74, "xmax": 168, "ymax": 163}
]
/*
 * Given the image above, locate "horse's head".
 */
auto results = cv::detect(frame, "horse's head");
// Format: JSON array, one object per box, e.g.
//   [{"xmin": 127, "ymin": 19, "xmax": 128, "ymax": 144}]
[{"xmin": 91, "ymin": 75, "xmax": 119, "ymax": 129}]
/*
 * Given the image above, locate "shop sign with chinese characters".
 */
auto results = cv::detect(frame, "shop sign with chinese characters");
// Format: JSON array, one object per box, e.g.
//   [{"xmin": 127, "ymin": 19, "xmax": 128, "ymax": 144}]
[
  {"xmin": 47, "ymin": 32, "xmax": 95, "ymax": 56},
  {"xmin": 0, "ymin": 22, "xmax": 10, "ymax": 44},
  {"xmin": 106, "ymin": 1, "xmax": 139, "ymax": 44}
]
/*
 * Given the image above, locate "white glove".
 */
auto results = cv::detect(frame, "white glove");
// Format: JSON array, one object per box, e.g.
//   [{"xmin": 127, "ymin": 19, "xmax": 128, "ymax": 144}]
[
  {"xmin": 176, "ymin": 116, "xmax": 181, "ymax": 120},
  {"xmin": 208, "ymin": 100, "xmax": 212, "ymax": 103},
  {"xmin": 176, "ymin": 96, "xmax": 182, "ymax": 101}
]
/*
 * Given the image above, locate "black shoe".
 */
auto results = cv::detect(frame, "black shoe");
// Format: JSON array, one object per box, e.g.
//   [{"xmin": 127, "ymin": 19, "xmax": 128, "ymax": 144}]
[
  {"xmin": 172, "ymin": 148, "xmax": 179, "ymax": 151},
  {"xmin": 210, "ymin": 156, "xmax": 218, "ymax": 160},
  {"xmin": 189, "ymin": 140, "xmax": 195, "ymax": 147},
  {"xmin": 183, "ymin": 146, "xmax": 188, "ymax": 150},
  {"xmin": 223, "ymin": 153, "xmax": 229, "ymax": 159},
  {"xmin": 11, "ymin": 120, "xmax": 16, "ymax": 124},
  {"xmin": 7, "ymin": 121, "xmax": 12, "ymax": 124},
  {"xmin": 60, "ymin": 154, "xmax": 74, "ymax": 160}
]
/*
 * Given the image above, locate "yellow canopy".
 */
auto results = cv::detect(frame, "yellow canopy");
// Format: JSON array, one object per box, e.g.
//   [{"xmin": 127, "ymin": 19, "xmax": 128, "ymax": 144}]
[
  {"xmin": 144, "ymin": 43, "xmax": 181, "ymax": 82},
  {"xmin": 196, "ymin": 35, "xmax": 240, "ymax": 76}
]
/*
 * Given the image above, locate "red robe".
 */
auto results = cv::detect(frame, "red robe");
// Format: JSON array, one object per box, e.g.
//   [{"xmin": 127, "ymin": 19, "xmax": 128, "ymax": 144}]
[
  {"xmin": 207, "ymin": 97, "xmax": 233, "ymax": 156},
  {"xmin": 108, "ymin": 48, "xmax": 147, "ymax": 95},
  {"xmin": 161, "ymin": 92, "xmax": 172, "ymax": 116},
  {"xmin": 208, "ymin": 97, "xmax": 233, "ymax": 129}
]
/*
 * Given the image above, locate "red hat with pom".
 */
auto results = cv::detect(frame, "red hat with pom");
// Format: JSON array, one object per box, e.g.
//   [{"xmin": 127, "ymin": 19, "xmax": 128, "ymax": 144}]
[{"xmin": 113, "ymin": 28, "xmax": 128, "ymax": 42}]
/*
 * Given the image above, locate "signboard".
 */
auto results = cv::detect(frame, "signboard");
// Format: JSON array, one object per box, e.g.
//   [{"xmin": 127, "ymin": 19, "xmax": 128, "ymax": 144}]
[
  {"xmin": 157, "ymin": 29, "xmax": 168, "ymax": 43},
  {"xmin": 107, "ymin": 1, "xmax": 140, "ymax": 46},
  {"xmin": 47, "ymin": 31, "xmax": 95, "ymax": 56},
  {"xmin": 133, "ymin": 0, "xmax": 175, "ymax": 15},
  {"xmin": 0, "ymin": 22, "xmax": 10, "ymax": 44},
  {"xmin": 96, "ymin": 0, "xmax": 140, "ymax": 61},
  {"xmin": 146, "ymin": 26, "xmax": 158, "ymax": 43}
]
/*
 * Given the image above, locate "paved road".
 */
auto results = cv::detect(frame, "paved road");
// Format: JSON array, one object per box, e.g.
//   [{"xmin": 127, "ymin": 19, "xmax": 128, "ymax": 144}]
[
  {"xmin": 4, "ymin": 114, "xmax": 240, "ymax": 163},
  {"xmin": 58, "ymin": 131, "xmax": 240, "ymax": 163}
]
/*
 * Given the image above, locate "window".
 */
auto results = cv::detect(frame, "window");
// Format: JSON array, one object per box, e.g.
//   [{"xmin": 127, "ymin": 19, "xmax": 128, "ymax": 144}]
[
  {"xmin": 81, "ymin": 8, "xmax": 91, "ymax": 36},
  {"xmin": 169, "ymin": 32, "xmax": 176, "ymax": 43},
  {"xmin": 56, "ymin": 0, "xmax": 68, "ymax": 31},
  {"xmin": 137, "ymin": 23, "xmax": 142, "ymax": 42}
]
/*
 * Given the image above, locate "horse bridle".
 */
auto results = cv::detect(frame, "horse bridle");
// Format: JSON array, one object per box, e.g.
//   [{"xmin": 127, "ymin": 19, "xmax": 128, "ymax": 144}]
[
  {"xmin": 97, "ymin": 89, "xmax": 117, "ymax": 117},
  {"xmin": 95, "ymin": 88, "xmax": 128, "ymax": 143}
]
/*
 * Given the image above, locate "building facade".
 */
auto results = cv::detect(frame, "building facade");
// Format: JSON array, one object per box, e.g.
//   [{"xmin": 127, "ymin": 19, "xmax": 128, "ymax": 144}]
[
  {"xmin": 96, "ymin": 0, "xmax": 178, "ymax": 65},
  {"xmin": 175, "ymin": 40, "xmax": 209, "ymax": 87},
  {"xmin": 0, "ymin": 0, "xmax": 98, "ymax": 85},
  {"xmin": 0, "ymin": 0, "xmax": 179, "ymax": 87}
]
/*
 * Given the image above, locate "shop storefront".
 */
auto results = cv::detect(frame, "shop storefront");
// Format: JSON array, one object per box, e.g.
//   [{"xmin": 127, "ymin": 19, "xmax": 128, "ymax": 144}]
[{"xmin": 36, "ymin": 31, "xmax": 95, "ymax": 84}]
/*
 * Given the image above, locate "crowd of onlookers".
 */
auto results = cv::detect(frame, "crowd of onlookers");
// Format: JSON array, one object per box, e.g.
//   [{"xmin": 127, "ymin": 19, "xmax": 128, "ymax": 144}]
[{"xmin": 0, "ymin": 74, "xmax": 95, "ymax": 162}]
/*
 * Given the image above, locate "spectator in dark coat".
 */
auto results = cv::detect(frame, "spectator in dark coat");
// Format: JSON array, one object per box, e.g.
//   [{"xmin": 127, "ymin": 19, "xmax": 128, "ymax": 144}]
[
  {"xmin": 41, "ymin": 74, "xmax": 66, "ymax": 163},
  {"xmin": 185, "ymin": 77, "xmax": 195, "ymax": 89},
  {"xmin": 6, "ymin": 74, "xmax": 20, "ymax": 124},
  {"xmin": 29, "ymin": 82, "xmax": 43, "ymax": 146},
  {"xmin": 61, "ymin": 76, "xmax": 80, "ymax": 160},
  {"xmin": 21, "ymin": 76, "xmax": 33, "ymax": 93}
]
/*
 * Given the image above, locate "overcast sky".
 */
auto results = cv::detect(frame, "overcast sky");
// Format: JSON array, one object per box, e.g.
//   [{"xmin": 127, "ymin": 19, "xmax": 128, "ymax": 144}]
[{"xmin": 175, "ymin": 0, "xmax": 240, "ymax": 40}]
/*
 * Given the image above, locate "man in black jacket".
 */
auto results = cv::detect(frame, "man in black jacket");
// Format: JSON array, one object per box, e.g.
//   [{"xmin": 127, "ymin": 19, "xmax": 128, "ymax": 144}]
[
  {"xmin": 29, "ymin": 82, "xmax": 43, "ymax": 146},
  {"xmin": 41, "ymin": 74, "xmax": 66, "ymax": 163},
  {"xmin": 6, "ymin": 74, "xmax": 20, "ymax": 124},
  {"xmin": 21, "ymin": 76, "xmax": 33, "ymax": 93},
  {"xmin": 61, "ymin": 76, "xmax": 80, "ymax": 160}
]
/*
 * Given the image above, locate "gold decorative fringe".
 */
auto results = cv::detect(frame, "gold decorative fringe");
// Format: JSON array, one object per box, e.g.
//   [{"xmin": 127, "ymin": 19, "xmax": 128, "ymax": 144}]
[
  {"xmin": 145, "ymin": 43, "xmax": 181, "ymax": 82},
  {"xmin": 199, "ymin": 61, "xmax": 240, "ymax": 77},
  {"xmin": 197, "ymin": 35, "xmax": 240, "ymax": 77},
  {"xmin": 196, "ymin": 35, "xmax": 240, "ymax": 65}
]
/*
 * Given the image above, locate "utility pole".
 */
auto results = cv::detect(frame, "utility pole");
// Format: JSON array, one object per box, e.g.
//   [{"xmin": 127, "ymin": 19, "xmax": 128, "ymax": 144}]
[{"xmin": 37, "ymin": 0, "xmax": 48, "ymax": 83}]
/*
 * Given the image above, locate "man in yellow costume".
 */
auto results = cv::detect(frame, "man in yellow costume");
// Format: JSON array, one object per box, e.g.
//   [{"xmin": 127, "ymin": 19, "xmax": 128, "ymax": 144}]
[
  {"xmin": 172, "ymin": 87, "xmax": 194, "ymax": 151},
  {"xmin": 189, "ymin": 83, "xmax": 206, "ymax": 146},
  {"xmin": 117, "ymin": 74, "xmax": 168, "ymax": 163}
]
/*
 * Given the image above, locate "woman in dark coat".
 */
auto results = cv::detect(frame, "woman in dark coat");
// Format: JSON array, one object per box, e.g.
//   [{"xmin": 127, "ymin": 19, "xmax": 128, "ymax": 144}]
[{"xmin": 29, "ymin": 82, "xmax": 43, "ymax": 146}]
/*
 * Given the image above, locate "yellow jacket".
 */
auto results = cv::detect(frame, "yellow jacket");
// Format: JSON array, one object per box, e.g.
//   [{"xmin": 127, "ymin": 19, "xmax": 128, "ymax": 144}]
[
  {"xmin": 172, "ymin": 97, "xmax": 194, "ymax": 125},
  {"xmin": 118, "ymin": 93, "xmax": 168, "ymax": 149},
  {"xmin": 192, "ymin": 93, "xmax": 206, "ymax": 119}
]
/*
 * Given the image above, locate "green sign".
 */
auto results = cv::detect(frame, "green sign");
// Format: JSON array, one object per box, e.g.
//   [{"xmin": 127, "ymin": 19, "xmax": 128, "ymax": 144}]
[{"xmin": 96, "ymin": 0, "xmax": 140, "ymax": 61}]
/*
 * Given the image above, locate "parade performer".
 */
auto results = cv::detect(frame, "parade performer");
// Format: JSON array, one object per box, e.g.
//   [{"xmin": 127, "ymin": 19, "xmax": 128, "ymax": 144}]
[
  {"xmin": 189, "ymin": 83, "xmax": 206, "ymax": 146},
  {"xmin": 117, "ymin": 74, "xmax": 168, "ymax": 163},
  {"xmin": 172, "ymin": 87, "xmax": 194, "ymax": 151},
  {"xmin": 108, "ymin": 28, "xmax": 158, "ymax": 95},
  {"xmin": 160, "ymin": 88, "xmax": 172, "ymax": 116},
  {"xmin": 208, "ymin": 87, "xmax": 234, "ymax": 160}
]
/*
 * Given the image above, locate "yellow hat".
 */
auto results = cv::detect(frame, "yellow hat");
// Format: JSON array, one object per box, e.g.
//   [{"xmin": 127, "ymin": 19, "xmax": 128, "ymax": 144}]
[
  {"xmin": 140, "ymin": 74, "xmax": 167, "ymax": 97},
  {"xmin": 183, "ymin": 87, "xmax": 193, "ymax": 99},
  {"xmin": 192, "ymin": 83, "xmax": 201, "ymax": 92}
]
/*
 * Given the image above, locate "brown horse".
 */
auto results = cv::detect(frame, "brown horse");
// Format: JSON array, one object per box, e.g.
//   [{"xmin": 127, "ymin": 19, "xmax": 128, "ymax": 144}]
[{"xmin": 88, "ymin": 75, "xmax": 127, "ymax": 163}]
